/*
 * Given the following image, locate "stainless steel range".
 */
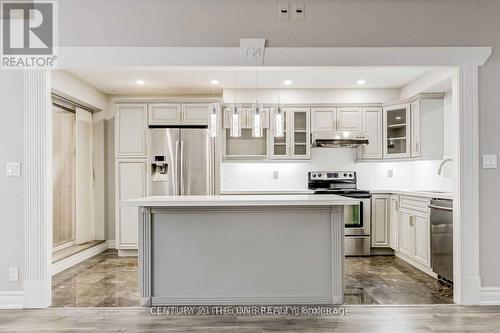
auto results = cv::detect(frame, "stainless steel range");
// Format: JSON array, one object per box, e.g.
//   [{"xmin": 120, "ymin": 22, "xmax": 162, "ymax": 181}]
[{"xmin": 308, "ymin": 171, "xmax": 371, "ymax": 256}]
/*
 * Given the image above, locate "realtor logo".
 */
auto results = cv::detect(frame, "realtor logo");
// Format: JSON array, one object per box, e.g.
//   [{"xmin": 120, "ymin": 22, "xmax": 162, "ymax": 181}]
[{"xmin": 1, "ymin": 0, "xmax": 58, "ymax": 68}]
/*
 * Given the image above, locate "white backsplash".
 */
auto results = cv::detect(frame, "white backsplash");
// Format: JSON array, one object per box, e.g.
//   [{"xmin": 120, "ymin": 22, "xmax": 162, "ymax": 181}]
[{"xmin": 221, "ymin": 149, "xmax": 453, "ymax": 192}]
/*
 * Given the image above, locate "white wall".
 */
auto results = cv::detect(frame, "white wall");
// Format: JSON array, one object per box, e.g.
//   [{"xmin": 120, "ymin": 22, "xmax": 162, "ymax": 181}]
[
  {"xmin": 0, "ymin": 71, "xmax": 25, "ymax": 292},
  {"xmin": 221, "ymin": 149, "xmax": 453, "ymax": 192}
]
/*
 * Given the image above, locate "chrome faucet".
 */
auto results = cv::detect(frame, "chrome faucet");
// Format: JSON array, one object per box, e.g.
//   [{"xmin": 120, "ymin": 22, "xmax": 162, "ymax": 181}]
[{"xmin": 438, "ymin": 158, "xmax": 453, "ymax": 175}]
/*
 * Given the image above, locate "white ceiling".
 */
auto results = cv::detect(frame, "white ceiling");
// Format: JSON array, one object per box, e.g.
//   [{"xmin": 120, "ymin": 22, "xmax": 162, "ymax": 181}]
[{"xmin": 66, "ymin": 66, "xmax": 445, "ymax": 95}]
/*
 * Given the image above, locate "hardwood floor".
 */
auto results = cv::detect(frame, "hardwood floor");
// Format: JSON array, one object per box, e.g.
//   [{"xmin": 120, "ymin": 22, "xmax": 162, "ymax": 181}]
[{"xmin": 1, "ymin": 306, "xmax": 500, "ymax": 332}]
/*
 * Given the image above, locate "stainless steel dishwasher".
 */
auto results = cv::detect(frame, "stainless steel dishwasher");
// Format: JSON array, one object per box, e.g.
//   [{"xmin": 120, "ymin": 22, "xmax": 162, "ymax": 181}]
[{"xmin": 429, "ymin": 198, "xmax": 453, "ymax": 284}]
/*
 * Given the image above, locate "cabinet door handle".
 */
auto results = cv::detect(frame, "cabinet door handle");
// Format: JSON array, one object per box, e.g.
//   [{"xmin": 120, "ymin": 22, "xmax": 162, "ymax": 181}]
[
  {"xmin": 415, "ymin": 142, "xmax": 419, "ymax": 152},
  {"xmin": 409, "ymin": 216, "xmax": 415, "ymax": 227}
]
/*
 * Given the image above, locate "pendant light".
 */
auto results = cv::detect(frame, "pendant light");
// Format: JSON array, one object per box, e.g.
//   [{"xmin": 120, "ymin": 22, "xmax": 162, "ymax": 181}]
[
  {"xmin": 230, "ymin": 71, "xmax": 242, "ymax": 137},
  {"xmin": 274, "ymin": 71, "xmax": 285, "ymax": 138},
  {"xmin": 208, "ymin": 78, "xmax": 220, "ymax": 138},
  {"xmin": 252, "ymin": 70, "xmax": 263, "ymax": 138},
  {"xmin": 208, "ymin": 103, "xmax": 219, "ymax": 138}
]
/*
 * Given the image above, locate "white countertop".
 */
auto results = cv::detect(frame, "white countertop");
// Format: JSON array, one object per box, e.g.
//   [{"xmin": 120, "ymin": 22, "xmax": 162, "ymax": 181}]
[
  {"xmin": 125, "ymin": 194, "xmax": 359, "ymax": 207},
  {"xmin": 220, "ymin": 189, "xmax": 315, "ymax": 195},
  {"xmin": 221, "ymin": 189, "xmax": 453, "ymax": 200},
  {"xmin": 369, "ymin": 189, "xmax": 453, "ymax": 200}
]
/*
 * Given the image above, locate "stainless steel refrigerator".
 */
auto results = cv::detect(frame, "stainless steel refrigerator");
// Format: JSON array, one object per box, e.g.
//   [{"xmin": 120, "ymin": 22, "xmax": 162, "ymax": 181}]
[{"xmin": 147, "ymin": 128, "xmax": 218, "ymax": 196}]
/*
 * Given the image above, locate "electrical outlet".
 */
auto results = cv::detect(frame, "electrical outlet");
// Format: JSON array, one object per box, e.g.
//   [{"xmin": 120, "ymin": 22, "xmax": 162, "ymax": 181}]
[
  {"xmin": 6, "ymin": 162, "xmax": 21, "ymax": 177},
  {"xmin": 273, "ymin": 171, "xmax": 279, "ymax": 179},
  {"xmin": 279, "ymin": 3, "xmax": 290, "ymax": 20},
  {"xmin": 387, "ymin": 169, "xmax": 394, "ymax": 178},
  {"xmin": 482, "ymin": 154, "xmax": 497, "ymax": 169},
  {"xmin": 9, "ymin": 267, "xmax": 18, "ymax": 282},
  {"xmin": 294, "ymin": 2, "xmax": 305, "ymax": 20}
]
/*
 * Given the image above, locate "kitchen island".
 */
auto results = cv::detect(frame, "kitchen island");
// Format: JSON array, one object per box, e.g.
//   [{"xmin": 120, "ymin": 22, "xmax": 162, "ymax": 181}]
[{"xmin": 125, "ymin": 195, "xmax": 359, "ymax": 306}]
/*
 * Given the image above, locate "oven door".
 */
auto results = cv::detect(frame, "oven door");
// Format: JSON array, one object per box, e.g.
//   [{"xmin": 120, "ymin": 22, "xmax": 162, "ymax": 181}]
[{"xmin": 344, "ymin": 198, "xmax": 371, "ymax": 236}]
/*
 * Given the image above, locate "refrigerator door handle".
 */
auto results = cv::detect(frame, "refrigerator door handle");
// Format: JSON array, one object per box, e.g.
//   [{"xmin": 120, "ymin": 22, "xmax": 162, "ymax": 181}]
[
  {"xmin": 180, "ymin": 140, "xmax": 185, "ymax": 195},
  {"xmin": 174, "ymin": 140, "xmax": 180, "ymax": 195}
]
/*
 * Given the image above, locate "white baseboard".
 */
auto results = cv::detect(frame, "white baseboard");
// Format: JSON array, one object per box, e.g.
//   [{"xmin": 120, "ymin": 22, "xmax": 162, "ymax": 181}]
[
  {"xmin": 480, "ymin": 287, "xmax": 500, "ymax": 305},
  {"xmin": 107, "ymin": 240, "xmax": 116, "ymax": 249},
  {"xmin": 0, "ymin": 291, "xmax": 24, "ymax": 309},
  {"xmin": 52, "ymin": 241, "xmax": 109, "ymax": 276},
  {"xmin": 394, "ymin": 251, "xmax": 437, "ymax": 278}
]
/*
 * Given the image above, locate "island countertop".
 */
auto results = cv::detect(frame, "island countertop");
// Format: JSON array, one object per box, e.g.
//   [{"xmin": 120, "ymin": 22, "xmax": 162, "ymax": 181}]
[{"xmin": 125, "ymin": 194, "xmax": 360, "ymax": 207}]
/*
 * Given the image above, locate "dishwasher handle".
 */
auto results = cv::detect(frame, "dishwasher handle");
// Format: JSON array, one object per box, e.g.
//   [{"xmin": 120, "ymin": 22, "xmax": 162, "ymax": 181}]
[{"xmin": 428, "ymin": 204, "xmax": 453, "ymax": 211}]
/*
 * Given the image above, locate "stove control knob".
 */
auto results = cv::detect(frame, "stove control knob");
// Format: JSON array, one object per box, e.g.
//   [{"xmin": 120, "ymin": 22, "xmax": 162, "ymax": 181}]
[
  {"xmin": 344, "ymin": 173, "xmax": 347, "ymax": 177},
  {"xmin": 312, "ymin": 174, "xmax": 316, "ymax": 178},
  {"xmin": 349, "ymin": 173, "xmax": 353, "ymax": 177}
]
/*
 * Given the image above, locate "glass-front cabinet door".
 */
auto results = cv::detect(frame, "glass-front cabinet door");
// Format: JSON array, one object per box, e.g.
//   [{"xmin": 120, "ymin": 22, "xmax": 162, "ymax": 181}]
[
  {"xmin": 383, "ymin": 104, "xmax": 411, "ymax": 158},
  {"xmin": 290, "ymin": 108, "xmax": 310, "ymax": 159},
  {"xmin": 270, "ymin": 108, "xmax": 310, "ymax": 160}
]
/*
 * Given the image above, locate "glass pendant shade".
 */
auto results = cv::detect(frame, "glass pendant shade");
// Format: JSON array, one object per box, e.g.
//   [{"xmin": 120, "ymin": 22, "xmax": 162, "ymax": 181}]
[
  {"xmin": 274, "ymin": 107, "xmax": 284, "ymax": 138},
  {"xmin": 230, "ymin": 105, "xmax": 241, "ymax": 137},
  {"xmin": 252, "ymin": 105, "xmax": 263, "ymax": 138},
  {"xmin": 208, "ymin": 103, "xmax": 219, "ymax": 138}
]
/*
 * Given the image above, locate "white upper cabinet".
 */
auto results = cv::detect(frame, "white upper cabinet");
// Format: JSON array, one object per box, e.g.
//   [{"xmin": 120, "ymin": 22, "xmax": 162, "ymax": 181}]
[
  {"xmin": 383, "ymin": 103, "xmax": 411, "ymax": 159},
  {"xmin": 360, "ymin": 107, "xmax": 383, "ymax": 159},
  {"xmin": 410, "ymin": 100, "xmax": 421, "ymax": 157},
  {"xmin": 311, "ymin": 108, "xmax": 336, "ymax": 131},
  {"xmin": 270, "ymin": 108, "xmax": 310, "ymax": 160},
  {"xmin": 182, "ymin": 103, "xmax": 210, "ymax": 125},
  {"xmin": 311, "ymin": 107, "xmax": 362, "ymax": 132},
  {"xmin": 415, "ymin": 97, "xmax": 444, "ymax": 160},
  {"xmin": 336, "ymin": 107, "xmax": 362, "ymax": 131},
  {"xmin": 116, "ymin": 104, "xmax": 147, "ymax": 157},
  {"xmin": 148, "ymin": 103, "xmax": 211, "ymax": 126},
  {"xmin": 148, "ymin": 104, "xmax": 181, "ymax": 126}
]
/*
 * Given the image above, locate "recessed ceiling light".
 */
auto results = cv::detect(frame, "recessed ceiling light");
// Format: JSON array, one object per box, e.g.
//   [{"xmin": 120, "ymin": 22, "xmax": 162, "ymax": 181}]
[
  {"xmin": 357, "ymin": 79, "xmax": 366, "ymax": 85},
  {"xmin": 395, "ymin": 116, "xmax": 402, "ymax": 120},
  {"xmin": 283, "ymin": 80, "xmax": 293, "ymax": 86},
  {"xmin": 136, "ymin": 80, "xmax": 145, "ymax": 85},
  {"xmin": 210, "ymin": 80, "xmax": 219, "ymax": 85}
]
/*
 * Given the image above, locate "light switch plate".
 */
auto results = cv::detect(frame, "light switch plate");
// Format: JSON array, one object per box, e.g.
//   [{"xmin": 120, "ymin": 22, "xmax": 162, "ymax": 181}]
[
  {"xmin": 6, "ymin": 162, "xmax": 21, "ymax": 177},
  {"xmin": 273, "ymin": 171, "xmax": 279, "ymax": 179},
  {"xmin": 9, "ymin": 267, "xmax": 18, "ymax": 282},
  {"xmin": 279, "ymin": 3, "xmax": 290, "ymax": 20},
  {"xmin": 294, "ymin": 2, "xmax": 305, "ymax": 20},
  {"xmin": 482, "ymin": 154, "xmax": 497, "ymax": 169},
  {"xmin": 387, "ymin": 169, "xmax": 394, "ymax": 178}
]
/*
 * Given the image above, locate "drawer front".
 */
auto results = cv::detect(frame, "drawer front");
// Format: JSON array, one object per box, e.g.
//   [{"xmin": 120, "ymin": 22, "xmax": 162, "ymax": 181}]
[{"xmin": 400, "ymin": 196, "xmax": 430, "ymax": 214}]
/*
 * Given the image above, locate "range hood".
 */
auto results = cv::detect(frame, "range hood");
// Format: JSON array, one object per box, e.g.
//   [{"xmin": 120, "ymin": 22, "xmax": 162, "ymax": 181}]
[{"xmin": 312, "ymin": 131, "xmax": 369, "ymax": 148}]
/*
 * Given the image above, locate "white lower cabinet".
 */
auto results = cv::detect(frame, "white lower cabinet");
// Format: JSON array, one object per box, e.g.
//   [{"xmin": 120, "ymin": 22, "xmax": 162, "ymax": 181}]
[
  {"xmin": 413, "ymin": 213, "xmax": 431, "ymax": 267},
  {"xmin": 116, "ymin": 160, "xmax": 146, "ymax": 251},
  {"xmin": 371, "ymin": 194, "xmax": 390, "ymax": 248},
  {"xmin": 397, "ymin": 196, "xmax": 432, "ymax": 273},
  {"xmin": 389, "ymin": 195, "xmax": 400, "ymax": 251},
  {"xmin": 399, "ymin": 211, "xmax": 414, "ymax": 257}
]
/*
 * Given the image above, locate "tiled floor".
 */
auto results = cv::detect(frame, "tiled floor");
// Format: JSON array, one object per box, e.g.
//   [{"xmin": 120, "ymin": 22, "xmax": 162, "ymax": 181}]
[
  {"xmin": 345, "ymin": 256, "xmax": 453, "ymax": 304},
  {"xmin": 52, "ymin": 250, "xmax": 140, "ymax": 307},
  {"xmin": 52, "ymin": 250, "xmax": 453, "ymax": 307}
]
